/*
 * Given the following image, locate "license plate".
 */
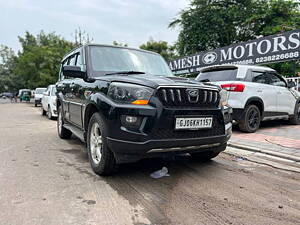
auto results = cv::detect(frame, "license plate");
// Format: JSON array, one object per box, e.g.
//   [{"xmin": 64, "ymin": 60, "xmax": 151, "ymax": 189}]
[{"xmin": 175, "ymin": 117, "xmax": 213, "ymax": 130}]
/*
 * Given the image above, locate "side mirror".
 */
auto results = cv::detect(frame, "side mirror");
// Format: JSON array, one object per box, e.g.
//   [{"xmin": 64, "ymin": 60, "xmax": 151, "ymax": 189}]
[
  {"xmin": 287, "ymin": 81, "xmax": 296, "ymax": 88},
  {"xmin": 63, "ymin": 66, "xmax": 86, "ymax": 79}
]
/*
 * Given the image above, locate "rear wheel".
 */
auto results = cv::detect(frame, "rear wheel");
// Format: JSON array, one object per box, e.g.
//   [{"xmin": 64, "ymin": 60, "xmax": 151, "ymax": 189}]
[
  {"xmin": 238, "ymin": 105, "xmax": 261, "ymax": 133},
  {"xmin": 289, "ymin": 103, "xmax": 300, "ymax": 125},
  {"xmin": 57, "ymin": 106, "xmax": 72, "ymax": 139},
  {"xmin": 87, "ymin": 113, "xmax": 117, "ymax": 176}
]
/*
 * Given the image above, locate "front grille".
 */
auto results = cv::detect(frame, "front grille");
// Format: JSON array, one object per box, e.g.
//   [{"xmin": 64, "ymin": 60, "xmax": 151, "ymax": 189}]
[{"xmin": 156, "ymin": 87, "xmax": 219, "ymax": 107}]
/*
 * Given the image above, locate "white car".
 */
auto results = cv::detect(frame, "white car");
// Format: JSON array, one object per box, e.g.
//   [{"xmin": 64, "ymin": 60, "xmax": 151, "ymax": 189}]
[
  {"xmin": 41, "ymin": 85, "xmax": 57, "ymax": 119},
  {"xmin": 34, "ymin": 88, "xmax": 47, "ymax": 107},
  {"xmin": 196, "ymin": 65, "xmax": 300, "ymax": 132}
]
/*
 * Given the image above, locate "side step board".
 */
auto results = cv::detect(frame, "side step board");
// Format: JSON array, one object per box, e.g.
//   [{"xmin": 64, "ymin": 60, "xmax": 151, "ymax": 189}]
[{"xmin": 63, "ymin": 124, "xmax": 85, "ymax": 143}]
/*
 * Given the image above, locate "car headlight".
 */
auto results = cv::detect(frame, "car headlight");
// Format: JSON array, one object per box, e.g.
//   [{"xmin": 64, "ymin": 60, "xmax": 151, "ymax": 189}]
[
  {"xmin": 107, "ymin": 82, "xmax": 154, "ymax": 105},
  {"xmin": 219, "ymin": 89, "xmax": 229, "ymax": 107}
]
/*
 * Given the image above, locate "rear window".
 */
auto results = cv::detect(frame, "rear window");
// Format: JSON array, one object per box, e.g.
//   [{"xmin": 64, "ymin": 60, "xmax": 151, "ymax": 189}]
[{"xmin": 197, "ymin": 68, "xmax": 238, "ymax": 82}]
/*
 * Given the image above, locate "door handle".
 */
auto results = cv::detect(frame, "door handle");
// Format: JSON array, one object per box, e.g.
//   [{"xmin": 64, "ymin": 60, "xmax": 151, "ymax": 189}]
[{"xmin": 257, "ymin": 89, "xmax": 262, "ymax": 93}]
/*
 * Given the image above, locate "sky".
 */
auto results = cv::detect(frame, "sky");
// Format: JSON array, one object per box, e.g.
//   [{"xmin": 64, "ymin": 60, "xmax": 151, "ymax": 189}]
[{"xmin": 0, "ymin": 0, "xmax": 190, "ymax": 52}]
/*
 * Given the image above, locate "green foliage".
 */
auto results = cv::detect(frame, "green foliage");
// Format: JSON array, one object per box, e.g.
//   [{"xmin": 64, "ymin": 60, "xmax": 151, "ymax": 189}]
[
  {"xmin": 0, "ymin": 31, "xmax": 75, "ymax": 92},
  {"xmin": 112, "ymin": 41, "xmax": 128, "ymax": 47},
  {"xmin": 169, "ymin": 0, "xmax": 300, "ymax": 76},
  {"xmin": 139, "ymin": 39, "xmax": 177, "ymax": 61}
]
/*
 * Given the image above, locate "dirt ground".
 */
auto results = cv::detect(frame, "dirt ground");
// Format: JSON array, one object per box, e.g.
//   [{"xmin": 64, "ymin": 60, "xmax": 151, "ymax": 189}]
[{"xmin": 0, "ymin": 102, "xmax": 299, "ymax": 225}]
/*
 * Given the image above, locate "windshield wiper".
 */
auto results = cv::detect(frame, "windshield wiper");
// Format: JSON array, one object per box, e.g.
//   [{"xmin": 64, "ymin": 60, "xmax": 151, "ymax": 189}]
[{"xmin": 105, "ymin": 71, "xmax": 145, "ymax": 75}]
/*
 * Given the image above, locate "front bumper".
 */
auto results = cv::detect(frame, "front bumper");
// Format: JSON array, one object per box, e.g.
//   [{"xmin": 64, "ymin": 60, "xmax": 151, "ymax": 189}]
[{"xmin": 101, "ymin": 100, "xmax": 232, "ymax": 163}]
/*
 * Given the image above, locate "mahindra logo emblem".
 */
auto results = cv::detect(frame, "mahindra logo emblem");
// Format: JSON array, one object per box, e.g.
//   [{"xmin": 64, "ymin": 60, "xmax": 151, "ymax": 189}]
[{"xmin": 186, "ymin": 89, "xmax": 199, "ymax": 103}]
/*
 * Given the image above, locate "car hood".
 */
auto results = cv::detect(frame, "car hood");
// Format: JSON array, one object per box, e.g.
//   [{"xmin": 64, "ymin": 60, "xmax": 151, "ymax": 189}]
[{"xmin": 96, "ymin": 74, "xmax": 220, "ymax": 90}]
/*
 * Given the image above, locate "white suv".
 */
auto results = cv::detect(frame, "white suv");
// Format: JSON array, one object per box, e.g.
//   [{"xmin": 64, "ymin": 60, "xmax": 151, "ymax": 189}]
[{"xmin": 196, "ymin": 65, "xmax": 300, "ymax": 132}]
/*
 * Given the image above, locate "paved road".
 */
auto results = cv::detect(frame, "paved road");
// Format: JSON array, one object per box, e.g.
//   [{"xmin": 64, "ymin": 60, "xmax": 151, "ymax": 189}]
[{"xmin": 0, "ymin": 103, "xmax": 299, "ymax": 225}]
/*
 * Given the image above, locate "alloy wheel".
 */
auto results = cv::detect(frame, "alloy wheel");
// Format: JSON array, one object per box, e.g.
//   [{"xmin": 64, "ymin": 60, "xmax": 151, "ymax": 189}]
[
  {"xmin": 248, "ymin": 108, "xmax": 259, "ymax": 130},
  {"xmin": 90, "ymin": 122, "xmax": 103, "ymax": 165}
]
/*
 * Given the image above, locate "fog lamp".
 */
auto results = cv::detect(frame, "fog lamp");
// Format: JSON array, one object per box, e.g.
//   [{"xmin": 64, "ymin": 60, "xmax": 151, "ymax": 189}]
[{"xmin": 126, "ymin": 116, "xmax": 138, "ymax": 123}]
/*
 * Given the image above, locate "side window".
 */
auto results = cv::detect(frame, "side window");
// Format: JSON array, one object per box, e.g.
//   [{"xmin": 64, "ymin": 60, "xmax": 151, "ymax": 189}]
[
  {"xmin": 252, "ymin": 71, "xmax": 269, "ymax": 84},
  {"xmin": 69, "ymin": 55, "xmax": 76, "ymax": 66},
  {"xmin": 269, "ymin": 74, "xmax": 286, "ymax": 87},
  {"xmin": 75, "ymin": 53, "xmax": 84, "ymax": 70},
  {"xmin": 60, "ymin": 59, "xmax": 69, "ymax": 80}
]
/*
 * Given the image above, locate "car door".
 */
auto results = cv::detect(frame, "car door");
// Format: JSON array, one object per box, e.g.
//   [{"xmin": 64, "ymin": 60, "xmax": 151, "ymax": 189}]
[
  {"xmin": 251, "ymin": 70, "xmax": 278, "ymax": 114},
  {"xmin": 268, "ymin": 73, "xmax": 296, "ymax": 115},
  {"xmin": 67, "ymin": 51, "xmax": 84, "ymax": 128},
  {"xmin": 57, "ymin": 57, "xmax": 72, "ymax": 122}
]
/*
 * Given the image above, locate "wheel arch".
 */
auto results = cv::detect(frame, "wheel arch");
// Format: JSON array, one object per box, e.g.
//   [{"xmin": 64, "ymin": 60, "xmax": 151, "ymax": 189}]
[{"xmin": 244, "ymin": 97, "xmax": 264, "ymax": 118}]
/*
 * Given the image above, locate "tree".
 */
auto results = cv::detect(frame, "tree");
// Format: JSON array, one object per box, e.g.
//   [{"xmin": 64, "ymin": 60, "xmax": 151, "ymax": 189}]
[
  {"xmin": 13, "ymin": 31, "xmax": 75, "ymax": 89},
  {"xmin": 0, "ymin": 45, "xmax": 17, "ymax": 92},
  {"xmin": 139, "ymin": 39, "xmax": 176, "ymax": 61},
  {"xmin": 112, "ymin": 41, "xmax": 128, "ymax": 47},
  {"xmin": 170, "ymin": 0, "xmax": 300, "ymax": 55},
  {"xmin": 169, "ymin": 0, "xmax": 300, "ymax": 76}
]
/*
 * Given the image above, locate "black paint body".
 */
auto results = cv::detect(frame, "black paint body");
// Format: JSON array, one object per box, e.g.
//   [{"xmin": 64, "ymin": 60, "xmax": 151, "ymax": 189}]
[{"xmin": 56, "ymin": 44, "xmax": 232, "ymax": 163}]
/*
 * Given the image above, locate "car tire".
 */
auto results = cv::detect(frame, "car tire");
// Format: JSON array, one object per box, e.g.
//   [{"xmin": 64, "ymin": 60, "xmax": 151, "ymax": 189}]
[
  {"xmin": 87, "ymin": 113, "xmax": 117, "ymax": 176},
  {"xmin": 190, "ymin": 143, "xmax": 226, "ymax": 161},
  {"xmin": 41, "ymin": 107, "xmax": 46, "ymax": 116},
  {"xmin": 35, "ymin": 103, "xmax": 37, "ymax": 107},
  {"xmin": 238, "ymin": 105, "xmax": 261, "ymax": 133},
  {"xmin": 57, "ymin": 106, "xmax": 72, "ymax": 139},
  {"xmin": 289, "ymin": 103, "xmax": 300, "ymax": 125},
  {"xmin": 47, "ymin": 105, "xmax": 53, "ymax": 120}
]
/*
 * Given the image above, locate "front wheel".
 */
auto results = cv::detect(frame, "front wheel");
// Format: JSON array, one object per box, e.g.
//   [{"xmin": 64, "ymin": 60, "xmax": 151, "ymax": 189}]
[
  {"xmin": 289, "ymin": 103, "xmax": 300, "ymax": 125},
  {"xmin": 238, "ymin": 105, "xmax": 261, "ymax": 133},
  {"xmin": 47, "ymin": 105, "xmax": 53, "ymax": 120},
  {"xmin": 87, "ymin": 113, "xmax": 117, "ymax": 176}
]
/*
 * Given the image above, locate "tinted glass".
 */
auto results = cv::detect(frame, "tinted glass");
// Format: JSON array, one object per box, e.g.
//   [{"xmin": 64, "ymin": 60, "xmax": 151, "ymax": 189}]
[
  {"xmin": 268, "ymin": 74, "xmax": 286, "ymax": 87},
  {"xmin": 51, "ymin": 87, "xmax": 57, "ymax": 96},
  {"xmin": 90, "ymin": 46, "xmax": 173, "ymax": 77},
  {"xmin": 252, "ymin": 72, "xmax": 269, "ymax": 84},
  {"xmin": 35, "ymin": 88, "xmax": 47, "ymax": 94},
  {"xmin": 197, "ymin": 68, "xmax": 238, "ymax": 82}
]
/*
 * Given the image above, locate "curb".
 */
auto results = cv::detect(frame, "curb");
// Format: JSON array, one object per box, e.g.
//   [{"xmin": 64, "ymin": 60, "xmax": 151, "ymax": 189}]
[{"xmin": 228, "ymin": 142, "xmax": 300, "ymax": 163}]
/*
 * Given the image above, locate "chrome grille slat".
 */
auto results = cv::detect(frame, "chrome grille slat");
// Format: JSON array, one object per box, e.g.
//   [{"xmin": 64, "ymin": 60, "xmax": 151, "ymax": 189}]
[
  {"xmin": 157, "ymin": 87, "xmax": 219, "ymax": 107},
  {"xmin": 169, "ymin": 89, "xmax": 175, "ymax": 102}
]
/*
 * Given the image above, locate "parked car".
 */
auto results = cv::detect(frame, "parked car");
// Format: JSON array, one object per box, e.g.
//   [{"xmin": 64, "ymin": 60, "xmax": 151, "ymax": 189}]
[
  {"xmin": 0, "ymin": 92, "xmax": 13, "ymax": 99},
  {"xmin": 196, "ymin": 65, "xmax": 300, "ymax": 133},
  {"xmin": 56, "ymin": 44, "xmax": 232, "ymax": 175},
  {"xmin": 34, "ymin": 87, "xmax": 47, "ymax": 107},
  {"xmin": 41, "ymin": 85, "xmax": 57, "ymax": 119}
]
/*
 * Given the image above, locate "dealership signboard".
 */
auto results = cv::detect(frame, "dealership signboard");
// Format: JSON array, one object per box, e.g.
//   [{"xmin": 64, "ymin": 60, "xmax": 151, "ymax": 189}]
[{"xmin": 169, "ymin": 29, "xmax": 300, "ymax": 75}]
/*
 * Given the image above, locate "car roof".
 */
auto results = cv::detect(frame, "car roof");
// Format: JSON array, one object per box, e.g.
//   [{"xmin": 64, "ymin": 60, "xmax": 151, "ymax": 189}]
[
  {"xmin": 62, "ymin": 44, "xmax": 160, "ymax": 61},
  {"xmin": 199, "ymin": 64, "xmax": 276, "ymax": 72}
]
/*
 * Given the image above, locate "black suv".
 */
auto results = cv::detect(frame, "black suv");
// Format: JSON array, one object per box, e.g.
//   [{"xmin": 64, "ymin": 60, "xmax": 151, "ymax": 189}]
[{"xmin": 56, "ymin": 44, "xmax": 232, "ymax": 175}]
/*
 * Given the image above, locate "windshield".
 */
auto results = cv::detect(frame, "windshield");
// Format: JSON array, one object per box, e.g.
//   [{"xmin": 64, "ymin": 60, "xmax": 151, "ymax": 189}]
[
  {"xmin": 197, "ymin": 68, "xmax": 238, "ymax": 82},
  {"xmin": 89, "ymin": 46, "xmax": 173, "ymax": 77},
  {"xmin": 51, "ymin": 87, "xmax": 56, "ymax": 96},
  {"xmin": 35, "ymin": 88, "xmax": 46, "ymax": 94}
]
